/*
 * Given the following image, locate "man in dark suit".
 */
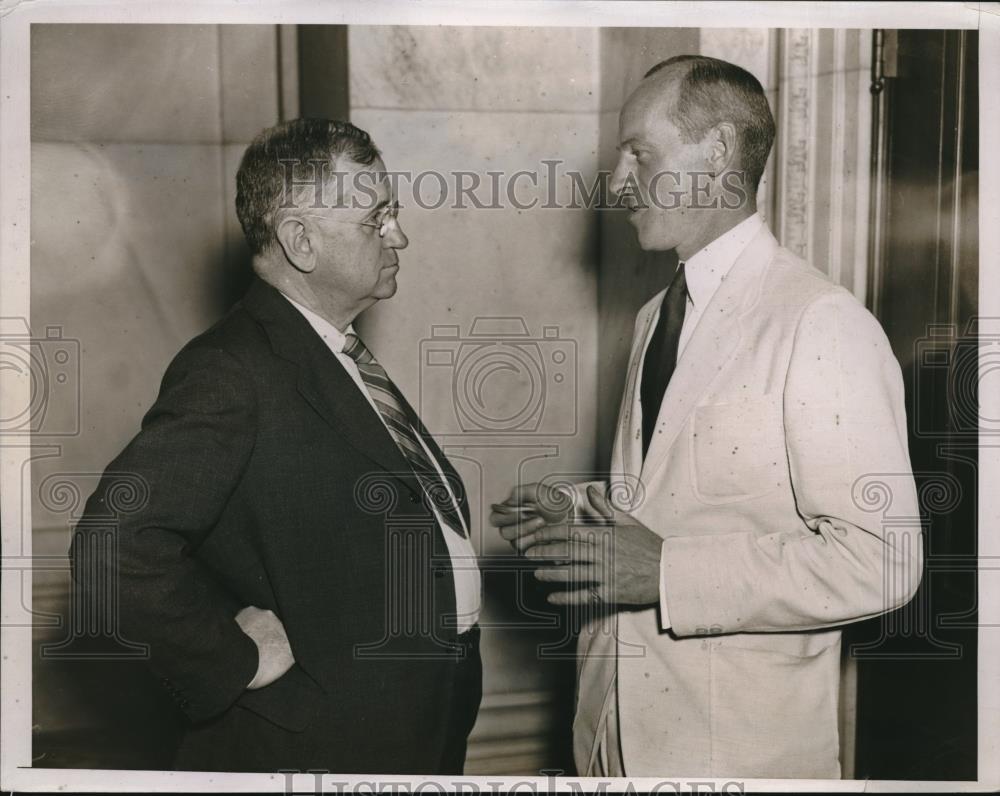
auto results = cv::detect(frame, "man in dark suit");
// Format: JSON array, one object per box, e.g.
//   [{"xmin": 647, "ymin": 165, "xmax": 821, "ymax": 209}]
[{"xmin": 70, "ymin": 119, "xmax": 482, "ymax": 774}]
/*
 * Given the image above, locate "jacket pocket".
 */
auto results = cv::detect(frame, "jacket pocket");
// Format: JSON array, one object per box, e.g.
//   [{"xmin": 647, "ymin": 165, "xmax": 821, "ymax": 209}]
[
  {"xmin": 715, "ymin": 627, "xmax": 841, "ymax": 658},
  {"xmin": 709, "ymin": 633, "xmax": 842, "ymax": 777},
  {"xmin": 690, "ymin": 399, "xmax": 786, "ymax": 504},
  {"xmin": 235, "ymin": 662, "xmax": 324, "ymax": 732}
]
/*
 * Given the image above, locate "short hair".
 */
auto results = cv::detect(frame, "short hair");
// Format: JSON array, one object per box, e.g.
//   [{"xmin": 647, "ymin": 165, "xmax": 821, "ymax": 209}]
[
  {"xmin": 236, "ymin": 118, "xmax": 381, "ymax": 256},
  {"xmin": 644, "ymin": 55, "xmax": 775, "ymax": 191}
]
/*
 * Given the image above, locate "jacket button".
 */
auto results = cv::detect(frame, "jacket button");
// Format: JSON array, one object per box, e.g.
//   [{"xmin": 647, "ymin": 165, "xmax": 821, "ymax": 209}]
[{"xmin": 409, "ymin": 493, "xmax": 421, "ymax": 504}]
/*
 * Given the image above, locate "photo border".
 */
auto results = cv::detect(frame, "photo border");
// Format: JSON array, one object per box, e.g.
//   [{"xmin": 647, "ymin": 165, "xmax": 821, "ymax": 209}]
[{"xmin": 1, "ymin": 1, "xmax": 996, "ymax": 792}]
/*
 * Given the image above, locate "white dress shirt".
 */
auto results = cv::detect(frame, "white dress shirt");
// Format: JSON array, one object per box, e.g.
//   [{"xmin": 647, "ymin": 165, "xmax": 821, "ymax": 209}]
[
  {"xmin": 282, "ymin": 293, "xmax": 482, "ymax": 633},
  {"xmin": 642, "ymin": 213, "xmax": 765, "ymax": 629}
]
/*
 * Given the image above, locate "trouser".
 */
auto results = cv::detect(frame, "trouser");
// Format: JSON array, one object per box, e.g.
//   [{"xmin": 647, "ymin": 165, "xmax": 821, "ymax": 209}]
[{"xmin": 438, "ymin": 624, "xmax": 483, "ymax": 774}]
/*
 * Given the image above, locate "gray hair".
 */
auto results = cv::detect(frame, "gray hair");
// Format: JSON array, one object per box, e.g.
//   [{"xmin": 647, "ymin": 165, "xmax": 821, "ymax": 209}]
[{"xmin": 236, "ymin": 118, "xmax": 381, "ymax": 256}]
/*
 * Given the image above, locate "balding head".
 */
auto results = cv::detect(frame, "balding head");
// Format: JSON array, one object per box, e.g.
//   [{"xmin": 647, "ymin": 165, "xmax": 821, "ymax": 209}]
[
  {"xmin": 638, "ymin": 55, "xmax": 775, "ymax": 192},
  {"xmin": 611, "ymin": 55, "xmax": 772, "ymax": 256}
]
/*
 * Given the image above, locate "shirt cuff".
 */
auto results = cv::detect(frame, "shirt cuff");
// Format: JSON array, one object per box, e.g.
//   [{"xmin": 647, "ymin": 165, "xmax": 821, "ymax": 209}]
[{"xmin": 658, "ymin": 538, "xmax": 672, "ymax": 630}]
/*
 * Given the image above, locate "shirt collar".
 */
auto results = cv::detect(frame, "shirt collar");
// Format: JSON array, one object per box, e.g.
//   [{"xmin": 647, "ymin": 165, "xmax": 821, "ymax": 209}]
[
  {"xmin": 280, "ymin": 292, "xmax": 355, "ymax": 354},
  {"xmin": 682, "ymin": 213, "xmax": 764, "ymax": 311}
]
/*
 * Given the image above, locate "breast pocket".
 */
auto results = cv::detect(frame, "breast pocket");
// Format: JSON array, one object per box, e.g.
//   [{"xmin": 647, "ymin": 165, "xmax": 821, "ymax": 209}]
[{"xmin": 689, "ymin": 399, "xmax": 786, "ymax": 504}]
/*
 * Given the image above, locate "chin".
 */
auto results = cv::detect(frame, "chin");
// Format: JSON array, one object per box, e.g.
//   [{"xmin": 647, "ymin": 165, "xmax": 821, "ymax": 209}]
[
  {"xmin": 636, "ymin": 229, "xmax": 674, "ymax": 252},
  {"xmin": 373, "ymin": 276, "xmax": 398, "ymax": 299},
  {"xmin": 633, "ymin": 216, "xmax": 676, "ymax": 253}
]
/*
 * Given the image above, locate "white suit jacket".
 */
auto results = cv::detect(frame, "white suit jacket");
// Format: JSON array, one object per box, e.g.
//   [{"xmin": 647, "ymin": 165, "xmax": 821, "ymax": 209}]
[{"xmin": 573, "ymin": 224, "xmax": 923, "ymax": 778}]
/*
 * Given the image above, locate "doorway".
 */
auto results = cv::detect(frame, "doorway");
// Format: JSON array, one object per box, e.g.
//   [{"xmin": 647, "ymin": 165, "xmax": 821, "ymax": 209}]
[{"xmin": 852, "ymin": 28, "xmax": 979, "ymax": 781}]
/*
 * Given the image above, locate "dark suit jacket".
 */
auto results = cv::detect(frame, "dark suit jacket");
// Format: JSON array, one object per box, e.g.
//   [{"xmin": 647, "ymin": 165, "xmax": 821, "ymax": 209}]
[{"xmin": 69, "ymin": 278, "xmax": 480, "ymax": 774}]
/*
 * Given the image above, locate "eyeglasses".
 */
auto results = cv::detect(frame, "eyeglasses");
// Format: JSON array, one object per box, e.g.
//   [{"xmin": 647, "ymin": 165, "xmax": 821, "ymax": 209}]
[{"xmin": 308, "ymin": 201, "xmax": 400, "ymax": 237}]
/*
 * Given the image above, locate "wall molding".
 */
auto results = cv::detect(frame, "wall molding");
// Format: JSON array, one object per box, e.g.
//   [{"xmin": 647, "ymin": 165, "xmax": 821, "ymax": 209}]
[
  {"xmin": 465, "ymin": 689, "xmax": 561, "ymax": 775},
  {"xmin": 775, "ymin": 28, "xmax": 873, "ymax": 302}
]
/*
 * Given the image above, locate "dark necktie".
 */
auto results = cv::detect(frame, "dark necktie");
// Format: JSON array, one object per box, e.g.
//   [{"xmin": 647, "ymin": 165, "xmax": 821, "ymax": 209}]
[
  {"xmin": 342, "ymin": 333, "xmax": 467, "ymax": 536},
  {"xmin": 640, "ymin": 262, "xmax": 688, "ymax": 458}
]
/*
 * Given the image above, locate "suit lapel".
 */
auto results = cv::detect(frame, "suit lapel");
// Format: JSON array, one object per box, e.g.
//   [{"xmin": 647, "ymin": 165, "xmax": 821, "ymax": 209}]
[
  {"xmin": 639, "ymin": 225, "xmax": 779, "ymax": 485},
  {"xmin": 242, "ymin": 279, "xmax": 424, "ymax": 500},
  {"xmin": 614, "ymin": 297, "xmax": 661, "ymax": 494}
]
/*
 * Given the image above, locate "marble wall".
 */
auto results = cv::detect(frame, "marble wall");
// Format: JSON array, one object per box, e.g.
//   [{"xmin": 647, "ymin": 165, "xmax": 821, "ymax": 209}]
[{"xmin": 30, "ymin": 23, "xmax": 290, "ymax": 514}]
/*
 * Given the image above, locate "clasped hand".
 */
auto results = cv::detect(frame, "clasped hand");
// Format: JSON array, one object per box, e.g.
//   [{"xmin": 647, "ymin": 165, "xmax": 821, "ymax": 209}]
[{"xmin": 489, "ymin": 482, "xmax": 663, "ymax": 607}]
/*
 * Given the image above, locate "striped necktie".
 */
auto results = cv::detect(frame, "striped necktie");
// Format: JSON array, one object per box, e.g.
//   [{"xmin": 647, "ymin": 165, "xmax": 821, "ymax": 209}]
[{"xmin": 342, "ymin": 332, "xmax": 467, "ymax": 536}]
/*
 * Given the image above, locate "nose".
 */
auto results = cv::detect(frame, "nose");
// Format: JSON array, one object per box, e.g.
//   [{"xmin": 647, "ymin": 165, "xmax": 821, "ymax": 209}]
[
  {"xmin": 609, "ymin": 152, "xmax": 630, "ymax": 198},
  {"xmin": 382, "ymin": 216, "xmax": 408, "ymax": 250}
]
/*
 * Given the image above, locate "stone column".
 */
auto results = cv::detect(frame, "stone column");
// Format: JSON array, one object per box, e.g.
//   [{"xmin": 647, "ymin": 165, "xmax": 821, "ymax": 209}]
[{"xmin": 773, "ymin": 28, "xmax": 873, "ymax": 302}]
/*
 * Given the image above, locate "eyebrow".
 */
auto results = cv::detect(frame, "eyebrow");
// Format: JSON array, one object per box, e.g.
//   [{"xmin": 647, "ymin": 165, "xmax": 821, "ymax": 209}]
[
  {"xmin": 363, "ymin": 198, "xmax": 390, "ymax": 217},
  {"xmin": 616, "ymin": 137, "xmax": 648, "ymax": 151}
]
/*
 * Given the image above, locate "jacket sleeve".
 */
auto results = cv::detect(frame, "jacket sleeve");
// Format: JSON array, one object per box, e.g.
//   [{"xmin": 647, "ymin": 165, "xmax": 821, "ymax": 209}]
[
  {"xmin": 660, "ymin": 289, "xmax": 924, "ymax": 635},
  {"xmin": 69, "ymin": 343, "xmax": 260, "ymax": 722}
]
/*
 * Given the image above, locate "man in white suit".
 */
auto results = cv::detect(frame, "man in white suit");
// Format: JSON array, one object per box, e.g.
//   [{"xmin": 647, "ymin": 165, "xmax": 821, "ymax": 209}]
[{"xmin": 491, "ymin": 55, "xmax": 923, "ymax": 778}]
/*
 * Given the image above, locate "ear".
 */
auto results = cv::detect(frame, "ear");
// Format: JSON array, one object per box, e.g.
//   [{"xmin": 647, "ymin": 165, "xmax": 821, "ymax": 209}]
[
  {"xmin": 705, "ymin": 121, "xmax": 738, "ymax": 177},
  {"xmin": 275, "ymin": 215, "xmax": 317, "ymax": 274}
]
